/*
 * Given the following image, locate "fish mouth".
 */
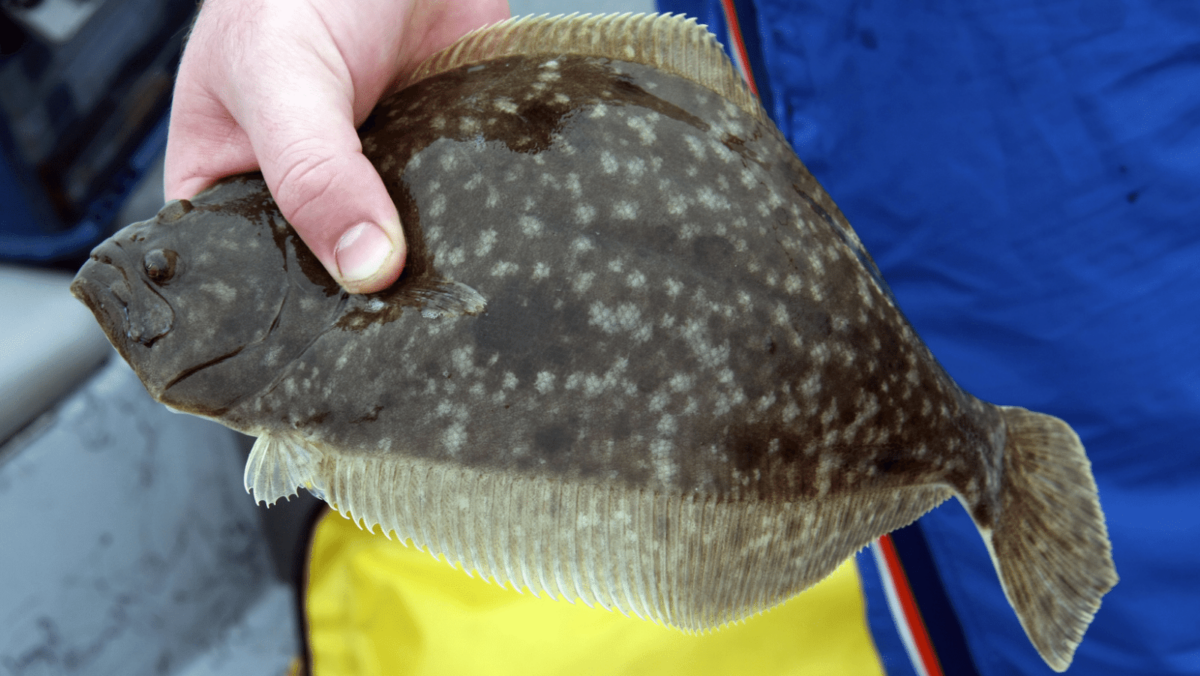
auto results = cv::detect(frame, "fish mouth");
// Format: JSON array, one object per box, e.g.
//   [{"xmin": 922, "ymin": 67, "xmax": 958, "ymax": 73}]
[
  {"xmin": 71, "ymin": 248, "xmax": 175, "ymax": 355},
  {"xmin": 71, "ymin": 255, "xmax": 134, "ymax": 354}
]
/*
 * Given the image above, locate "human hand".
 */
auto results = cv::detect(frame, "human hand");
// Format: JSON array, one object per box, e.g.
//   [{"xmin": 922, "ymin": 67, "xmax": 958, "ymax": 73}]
[{"xmin": 165, "ymin": 0, "xmax": 510, "ymax": 293}]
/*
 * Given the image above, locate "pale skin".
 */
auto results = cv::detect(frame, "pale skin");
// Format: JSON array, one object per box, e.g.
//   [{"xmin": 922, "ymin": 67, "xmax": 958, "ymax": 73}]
[{"xmin": 165, "ymin": 0, "xmax": 511, "ymax": 294}]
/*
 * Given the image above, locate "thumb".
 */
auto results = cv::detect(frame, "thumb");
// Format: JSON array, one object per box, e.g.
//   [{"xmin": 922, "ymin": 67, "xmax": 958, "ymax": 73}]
[{"xmin": 241, "ymin": 86, "xmax": 405, "ymax": 294}]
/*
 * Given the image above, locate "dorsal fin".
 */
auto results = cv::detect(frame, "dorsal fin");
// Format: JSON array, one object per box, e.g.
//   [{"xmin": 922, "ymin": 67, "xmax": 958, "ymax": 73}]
[{"xmin": 397, "ymin": 13, "xmax": 767, "ymax": 124}]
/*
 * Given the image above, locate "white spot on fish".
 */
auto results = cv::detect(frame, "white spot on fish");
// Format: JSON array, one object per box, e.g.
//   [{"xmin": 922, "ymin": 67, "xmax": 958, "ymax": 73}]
[
  {"xmin": 665, "ymin": 278, "xmax": 684, "ymax": 298},
  {"xmin": 613, "ymin": 201, "xmax": 638, "ymax": 220},
  {"xmin": 476, "ymin": 229, "xmax": 497, "ymax": 257},
  {"xmin": 451, "ymin": 346, "xmax": 476, "ymax": 375},
  {"xmin": 669, "ymin": 373, "xmax": 693, "ymax": 392},
  {"xmin": 709, "ymin": 138, "xmax": 738, "ymax": 163},
  {"xmin": 666, "ymin": 192, "xmax": 689, "ymax": 216},
  {"xmin": 583, "ymin": 374, "xmax": 607, "ymax": 397},
  {"xmin": 781, "ymin": 400, "xmax": 801, "ymax": 423},
  {"xmin": 491, "ymin": 261, "xmax": 518, "ymax": 276},
  {"xmin": 625, "ymin": 157, "xmax": 646, "ymax": 180},
  {"xmin": 427, "ymin": 194, "xmax": 447, "ymax": 218},
  {"xmin": 588, "ymin": 301, "xmax": 645, "ymax": 336},
  {"xmin": 697, "ymin": 186, "xmax": 730, "ymax": 211},
  {"xmin": 626, "ymin": 115, "xmax": 657, "ymax": 144},
  {"xmin": 651, "ymin": 439, "xmax": 675, "ymax": 485},
  {"xmin": 575, "ymin": 204, "xmax": 597, "ymax": 225},
  {"xmin": 684, "ymin": 135, "xmax": 707, "ymax": 160},
  {"xmin": 535, "ymin": 372, "xmax": 555, "ymax": 394},
  {"xmin": 572, "ymin": 271, "xmax": 596, "ymax": 294},
  {"xmin": 601, "ymin": 151, "xmax": 619, "ymax": 174},
  {"xmin": 755, "ymin": 392, "xmax": 777, "ymax": 412},
  {"xmin": 520, "ymin": 215, "xmax": 543, "ymax": 236},
  {"xmin": 679, "ymin": 317, "xmax": 730, "ymax": 369},
  {"xmin": 784, "ymin": 274, "xmax": 802, "ymax": 294},
  {"xmin": 570, "ymin": 236, "xmax": 594, "ymax": 255},
  {"xmin": 459, "ymin": 117, "xmax": 481, "ymax": 134},
  {"xmin": 657, "ymin": 415, "xmax": 677, "ymax": 436},
  {"xmin": 565, "ymin": 173, "xmax": 582, "ymax": 197},
  {"xmin": 649, "ymin": 391, "xmax": 669, "ymax": 411},
  {"xmin": 494, "ymin": 97, "xmax": 518, "ymax": 114},
  {"xmin": 443, "ymin": 422, "xmax": 467, "ymax": 455},
  {"xmin": 739, "ymin": 168, "xmax": 758, "ymax": 189},
  {"xmin": 816, "ymin": 453, "xmax": 835, "ymax": 497},
  {"xmin": 800, "ymin": 372, "xmax": 821, "ymax": 398},
  {"xmin": 200, "ymin": 281, "xmax": 237, "ymax": 303}
]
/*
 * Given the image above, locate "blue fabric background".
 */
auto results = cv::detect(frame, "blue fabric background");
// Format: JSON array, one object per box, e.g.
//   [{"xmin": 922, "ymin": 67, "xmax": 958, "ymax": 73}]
[
  {"xmin": 855, "ymin": 547, "xmax": 922, "ymax": 676},
  {"xmin": 661, "ymin": 1, "xmax": 1200, "ymax": 673}
]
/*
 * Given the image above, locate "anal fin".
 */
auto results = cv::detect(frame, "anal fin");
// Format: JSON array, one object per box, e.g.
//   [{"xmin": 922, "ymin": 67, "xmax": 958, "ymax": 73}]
[{"xmin": 245, "ymin": 433, "xmax": 953, "ymax": 630}]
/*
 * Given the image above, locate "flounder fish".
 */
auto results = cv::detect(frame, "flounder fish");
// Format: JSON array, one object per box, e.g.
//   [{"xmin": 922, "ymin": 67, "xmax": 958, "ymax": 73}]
[{"xmin": 71, "ymin": 13, "xmax": 1115, "ymax": 671}]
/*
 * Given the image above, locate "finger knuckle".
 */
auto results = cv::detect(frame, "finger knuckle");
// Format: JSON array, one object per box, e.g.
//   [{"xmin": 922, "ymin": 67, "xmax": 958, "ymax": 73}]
[{"xmin": 273, "ymin": 145, "xmax": 339, "ymax": 222}]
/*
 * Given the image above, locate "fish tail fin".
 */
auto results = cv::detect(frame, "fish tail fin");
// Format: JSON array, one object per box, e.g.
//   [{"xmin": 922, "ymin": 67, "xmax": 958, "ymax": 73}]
[{"xmin": 983, "ymin": 406, "xmax": 1117, "ymax": 672}]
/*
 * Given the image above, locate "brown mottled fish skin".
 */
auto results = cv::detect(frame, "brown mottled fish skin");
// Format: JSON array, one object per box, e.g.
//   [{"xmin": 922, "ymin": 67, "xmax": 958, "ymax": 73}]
[
  {"xmin": 70, "ymin": 14, "xmax": 1115, "ymax": 672},
  {"xmin": 322, "ymin": 54, "xmax": 1003, "ymax": 507}
]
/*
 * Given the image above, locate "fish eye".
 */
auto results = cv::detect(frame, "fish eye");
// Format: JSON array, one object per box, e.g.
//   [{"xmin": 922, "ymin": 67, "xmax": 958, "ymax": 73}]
[{"xmin": 144, "ymin": 249, "xmax": 179, "ymax": 285}]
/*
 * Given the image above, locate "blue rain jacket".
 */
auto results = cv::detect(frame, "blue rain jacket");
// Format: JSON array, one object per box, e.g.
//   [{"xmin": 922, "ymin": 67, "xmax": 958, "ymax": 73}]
[{"xmin": 660, "ymin": 1, "xmax": 1200, "ymax": 674}]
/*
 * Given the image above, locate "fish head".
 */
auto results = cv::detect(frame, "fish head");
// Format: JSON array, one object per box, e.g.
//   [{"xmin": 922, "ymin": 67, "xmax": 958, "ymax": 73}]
[{"xmin": 70, "ymin": 174, "xmax": 320, "ymax": 418}]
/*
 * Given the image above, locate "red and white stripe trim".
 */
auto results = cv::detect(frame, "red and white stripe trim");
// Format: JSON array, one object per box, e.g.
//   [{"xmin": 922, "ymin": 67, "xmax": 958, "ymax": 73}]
[
  {"xmin": 871, "ymin": 535, "xmax": 945, "ymax": 676},
  {"xmin": 718, "ymin": 0, "xmax": 759, "ymax": 96}
]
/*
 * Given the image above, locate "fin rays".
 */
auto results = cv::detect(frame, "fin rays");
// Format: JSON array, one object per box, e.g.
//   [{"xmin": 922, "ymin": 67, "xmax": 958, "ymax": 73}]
[
  {"xmin": 245, "ymin": 432, "xmax": 951, "ymax": 630},
  {"xmin": 396, "ymin": 13, "xmax": 765, "ymax": 124},
  {"xmin": 987, "ymin": 407, "xmax": 1118, "ymax": 672}
]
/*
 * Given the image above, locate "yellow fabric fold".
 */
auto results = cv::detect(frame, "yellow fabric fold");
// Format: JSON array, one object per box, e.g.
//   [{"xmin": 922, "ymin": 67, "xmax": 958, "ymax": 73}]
[{"xmin": 307, "ymin": 511, "xmax": 885, "ymax": 676}]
